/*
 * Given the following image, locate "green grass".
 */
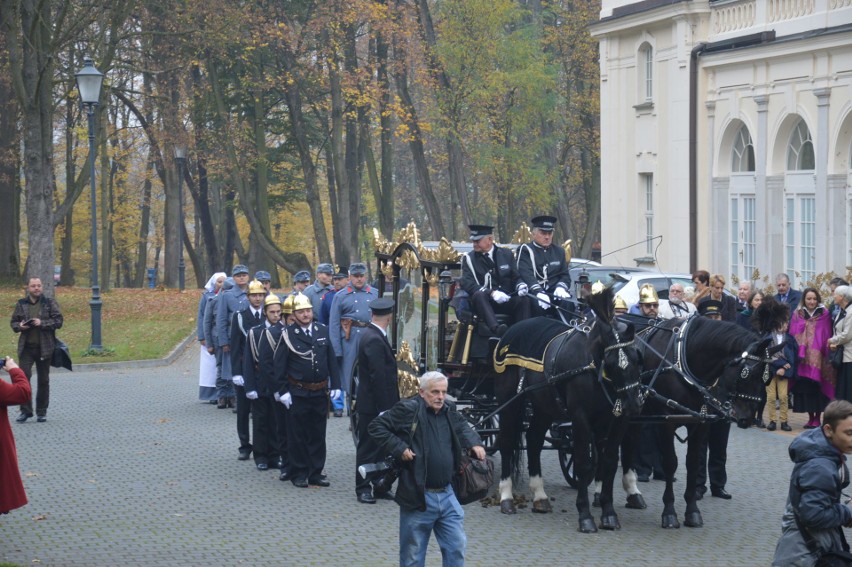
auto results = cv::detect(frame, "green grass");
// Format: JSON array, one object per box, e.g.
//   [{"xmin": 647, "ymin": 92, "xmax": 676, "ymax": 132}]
[{"xmin": 0, "ymin": 287, "xmax": 201, "ymax": 363}]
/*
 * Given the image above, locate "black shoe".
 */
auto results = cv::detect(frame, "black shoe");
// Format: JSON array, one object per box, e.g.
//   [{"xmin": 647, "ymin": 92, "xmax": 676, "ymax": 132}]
[
  {"xmin": 767, "ymin": 421, "xmax": 777, "ymax": 431},
  {"xmin": 256, "ymin": 462, "xmax": 269, "ymax": 471},
  {"xmin": 36, "ymin": 416, "xmax": 46, "ymax": 423},
  {"xmin": 711, "ymin": 488, "xmax": 732, "ymax": 500},
  {"xmin": 238, "ymin": 450, "xmax": 251, "ymax": 461},
  {"xmin": 781, "ymin": 422, "xmax": 792, "ymax": 432},
  {"xmin": 16, "ymin": 413, "xmax": 32, "ymax": 423},
  {"xmin": 333, "ymin": 410, "xmax": 343, "ymax": 418},
  {"xmin": 217, "ymin": 399, "xmax": 227, "ymax": 409},
  {"xmin": 267, "ymin": 460, "xmax": 280, "ymax": 470},
  {"xmin": 310, "ymin": 477, "xmax": 330, "ymax": 487},
  {"xmin": 755, "ymin": 419, "xmax": 766, "ymax": 428},
  {"xmin": 357, "ymin": 492, "xmax": 376, "ymax": 504},
  {"xmin": 292, "ymin": 478, "xmax": 309, "ymax": 488},
  {"xmin": 279, "ymin": 469, "xmax": 291, "ymax": 482},
  {"xmin": 636, "ymin": 474, "xmax": 650, "ymax": 483}
]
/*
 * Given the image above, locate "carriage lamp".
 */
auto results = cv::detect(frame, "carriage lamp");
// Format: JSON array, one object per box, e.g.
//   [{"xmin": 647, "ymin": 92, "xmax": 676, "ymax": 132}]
[{"xmin": 438, "ymin": 271, "xmax": 454, "ymax": 301}]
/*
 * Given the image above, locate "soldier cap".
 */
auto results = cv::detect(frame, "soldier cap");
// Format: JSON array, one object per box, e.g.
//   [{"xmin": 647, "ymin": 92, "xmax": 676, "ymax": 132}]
[
  {"xmin": 333, "ymin": 268, "xmax": 348, "ymax": 280},
  {"xmin": 316, "ymin": 263, "xmax": 334, "ymax": 275},
  {"xmin": 254, "ymin": 270, "xmax": 272, "ymax": 282},
  {"xmin": 222, "ymin": 277, "xmax": 235, "ymax": 292},
  {"xmin": 370, "ymin": 297, "xmax": 395, "ymax": 316},
  {"xmin": 232, "ymin": 264, "xmax": 249, "ymax": 276},
  {"xmin": 247, "ymin": 280, "xmax": 266, "ymax": 295},
  {"xmin": 468, "ymin": 224, "xmax": 494, "ymax": 241},
  {"xmin": 698, "ymin": 299, "xmax": 723, "ymax": 317},
  {"xmin": 349, "ymin": 263, "xmax": 367, "ymax": 276},
  {"xmin": 294, "ymin": 270, "xmax": 311, "ymax": 283},
  {"xmin": 531, "ymin": 215, "xmax": 557, "ymax": 232}
]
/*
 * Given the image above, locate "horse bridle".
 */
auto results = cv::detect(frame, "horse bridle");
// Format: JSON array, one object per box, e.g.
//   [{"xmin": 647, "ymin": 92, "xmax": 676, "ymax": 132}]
[
  {"xmin": 729, "ymin": 344, "xmax": 774, "ymax": 404},
  {"xmin": 601, "ymin": 326, "xmax": 642, "ymax": 416}
]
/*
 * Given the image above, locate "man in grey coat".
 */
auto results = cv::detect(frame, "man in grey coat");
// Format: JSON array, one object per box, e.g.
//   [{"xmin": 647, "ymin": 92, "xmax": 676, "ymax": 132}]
[
  {"xmin": 303, "ymin": 263, "xmax": 335, "ymax": 318},
  {"xmin": 215, "ymin": 265, "xmax": 250, "ymax": 407}
]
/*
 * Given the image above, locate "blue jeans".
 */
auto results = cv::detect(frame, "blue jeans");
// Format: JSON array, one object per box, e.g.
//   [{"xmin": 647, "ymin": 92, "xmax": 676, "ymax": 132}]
[{"xmin": 399, "ymin": 485, "xmax": 466, "ymax": 567}]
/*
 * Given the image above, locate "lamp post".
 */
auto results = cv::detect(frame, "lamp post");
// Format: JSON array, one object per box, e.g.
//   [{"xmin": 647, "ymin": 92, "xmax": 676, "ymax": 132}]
[
  {"xmin": 75, "ymin": 58, "xmax": 104, "ymax": 352},
  {"xmin": 174, "ymin": 144, "xmax": 187, "ymax": 291}
]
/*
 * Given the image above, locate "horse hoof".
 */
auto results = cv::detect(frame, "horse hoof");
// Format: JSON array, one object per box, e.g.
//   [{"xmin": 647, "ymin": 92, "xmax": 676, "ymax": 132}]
[
  {"xmin": 625, "ymin": 494, "xmax": 647, "ymax": 510},
  {"xmin": 532, "ymin": 499, "xmax": 552, "ymax": 514},
  {"xmin": 661, "ymin": 514, "xmax": 680, "ymax": 529},
  {"xmin": 500, "ymin": 500, "xmax": 517, "ymax": 515},
  {"xmin": 684, "ymin": 512, "xmax": 704, "ymax": 528},
  {"xmin": 599, "ymin": 515, "xmax": 621, "ymax": 530},
  {"xmin": 593, "ymin": 493, "xmax": 601, "ymax": 508},
  {"xmin": 578, "ymin": 518, "xmax": 598, "ymax": 533}
]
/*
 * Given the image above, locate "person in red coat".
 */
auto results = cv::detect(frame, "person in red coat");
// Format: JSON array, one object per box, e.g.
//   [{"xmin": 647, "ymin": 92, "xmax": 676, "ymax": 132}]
[{"xmin": 1, "ymin": 356, "xmax": 31, "ymax": 514}]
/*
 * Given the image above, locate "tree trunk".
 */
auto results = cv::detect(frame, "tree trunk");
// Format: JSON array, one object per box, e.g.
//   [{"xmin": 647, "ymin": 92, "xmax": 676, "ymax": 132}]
[
  {"xmin": 375, "ymin": 25, "xmax": 394, "ymax": 239},
  {"xmin": 100, "ymin": 127, "xmax": 113, "ymax": 291},
  {"xmin": 0, "ymin": 25, "xmax": 21, "ymax": 285},
  {"xmin": 327, "ymin": 30, "xmax": 352, "ymax": 266}
]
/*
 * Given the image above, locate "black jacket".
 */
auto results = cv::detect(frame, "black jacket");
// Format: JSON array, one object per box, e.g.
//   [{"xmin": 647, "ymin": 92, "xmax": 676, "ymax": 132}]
[
  {"xmin": 460, "ymin": 245, "xmax": 521, "ymax": 297},
  {"xmin": 368, "ymin": 396, "xmax": 482, "ymax": 511},
  {"xmin": 230, "ymin": 307, "xmax": 263, "ymax": 375},
  {"xmin": 356, "ymin": 324, "xmax": 399, "ymax": 415},
  {"xmin": 515, "ymin": 242, "xmax": 571, "ymax": 294},
  {"xmin": 273, "ymin": 321, "xmax": 341, "ymax": 398},
  {"xmin": 243, "ymin": 323, "xmax": 282, "ymax": 397}
]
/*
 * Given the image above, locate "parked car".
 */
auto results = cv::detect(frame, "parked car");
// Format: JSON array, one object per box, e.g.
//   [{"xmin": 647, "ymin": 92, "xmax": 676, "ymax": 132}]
[{"xmin": 610, "ymin": 272, "xmax": 736, "ymax": 306}]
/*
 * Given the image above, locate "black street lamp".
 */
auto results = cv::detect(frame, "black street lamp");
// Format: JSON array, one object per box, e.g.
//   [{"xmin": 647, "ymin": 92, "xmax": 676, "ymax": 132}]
[
  {"xmin": 75, "ymin": 57, "xmax": 104, "ymax": 352},
  {"xmin": 174, "ymin": 144, "xmax": 187, "ymax": 291}
]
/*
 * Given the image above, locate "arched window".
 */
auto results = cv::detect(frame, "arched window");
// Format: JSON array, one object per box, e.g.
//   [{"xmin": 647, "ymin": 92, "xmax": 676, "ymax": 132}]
[
  {"xmin": 638, "ymin": 43, "xmax": 653, "ymax": 102},
  {"xmin": 731, "ymin": 125, "xmax": 755, "ymax": 172},
  {"xmin": 787, "ymin": 120, "xmax": 815, "ymax": 171}
]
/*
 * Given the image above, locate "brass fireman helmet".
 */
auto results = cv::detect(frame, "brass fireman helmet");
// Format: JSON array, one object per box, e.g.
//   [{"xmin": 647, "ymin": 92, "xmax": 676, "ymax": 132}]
[
  {"xmin": 282, "ymin": 294, "xmax": 296, "ymax": 315},
  {"xmin": 247, "ymin": 280, "xmax": 266, "ymax": 295},
  {"xmin": 292, "ymin": 293, "xmax": 313, "ymax": 312},
  {"xmin": 614, "ymin": 294, "xmax": 628, "ymax": 311},
  {"xmin": 638, "ymin": 283, "xmax": 660, "ymax": 304},
  {"xmin": 591, "ymin": 280, "xmax": 605, "ymax": 295},
  {"xmin": 264, "ymin": 294, "xmax": 282, "ymax": 308}
]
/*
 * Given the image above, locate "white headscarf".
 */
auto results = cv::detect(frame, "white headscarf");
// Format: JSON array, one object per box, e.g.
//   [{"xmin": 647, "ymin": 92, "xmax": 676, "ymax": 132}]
[{"xmin": 205, "ymin": 272, "xmax": 227, "ymax": 294}]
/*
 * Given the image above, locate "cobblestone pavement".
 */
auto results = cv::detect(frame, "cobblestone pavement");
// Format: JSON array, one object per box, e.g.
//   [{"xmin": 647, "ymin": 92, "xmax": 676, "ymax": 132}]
[{"xmin": 0, "ymin": 344, "xmax": 802, "ymax": 566}]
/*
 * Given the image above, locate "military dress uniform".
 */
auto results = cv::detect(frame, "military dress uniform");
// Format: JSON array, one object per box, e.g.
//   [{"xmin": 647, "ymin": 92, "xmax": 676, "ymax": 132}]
[
  {"xmin": 329, "ymin": 264, "xmax": 378, "ymax": 397},
  {"xmin": 244, "ymin": 317, "xmax": 286, "ymax": 471},
  {"xmin": 461, "ymin": 225, "xmax": 530, "ymax": 333},
  {"xmin": 230, "ymin": 303, "xmax": 264, "ymax": 460},
  {"xmin": 516, "ymin": 216, "xmax": 572, "ymax": 317},
  {"xmin": 273, "ymin": 320, "xmax": 341, "ymax": 487},
  {"xmin": 216, "ymin": 268, "xmax": 250, "ymax": 401},
  {"xmin": 355, "ymin": 298, "xmax": 400, "ymax": 502}
]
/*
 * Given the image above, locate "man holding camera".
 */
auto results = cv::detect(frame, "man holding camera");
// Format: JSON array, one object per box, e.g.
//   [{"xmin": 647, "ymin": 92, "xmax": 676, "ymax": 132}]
[{"xmin": 10, "ymin": 277, "xmax": 63, "ymax": 423}]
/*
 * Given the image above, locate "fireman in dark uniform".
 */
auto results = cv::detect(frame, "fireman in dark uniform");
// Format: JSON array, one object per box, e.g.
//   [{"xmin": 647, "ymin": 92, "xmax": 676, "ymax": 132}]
[
  {"xmin": 460, "ymin": 224, "xmax": 530, "ymax": 334},
  {"xmin": 243, "ymin": 294, "xmax": 286, "ymax": 473},
  {"xmin": 516, "ymin": 215, "xmax": 572, "ymax": 317},
  {"xmin": 273, "ymin": 294, "xmax": 341, "ymax": 488}
]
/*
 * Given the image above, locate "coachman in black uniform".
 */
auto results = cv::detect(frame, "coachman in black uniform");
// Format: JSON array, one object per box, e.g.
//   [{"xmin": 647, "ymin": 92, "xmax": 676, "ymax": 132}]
[
  {"xmin": 273, "ymin": 293, "xmax": 341, "ymax": 487},
  {"xmin": 355, "ymin": 297, "xmax": 400, "ymax": 504},
  {"xmin": 460, "ymin": 224, "xmax": 530, "ymax": 334},
  {"xmin": 229, "ymin": 280, "xmax": 267, "ymax": 462},
  {"xmin": 243, "ymin": 294, "xmax": 287, "ymax": 472},
  {"xmin": 516, "ymin": 215, "xmax": 573, "ymax": 317}
]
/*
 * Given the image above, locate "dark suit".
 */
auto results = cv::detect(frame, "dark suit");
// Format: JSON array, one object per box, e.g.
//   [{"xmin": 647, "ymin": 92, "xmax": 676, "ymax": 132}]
[
  {"xmin": 516, "ymin": 241, "xmax": 572, "ymax": 316},
  {"xmin": 273, "ymin": 321, "xmax": 340, "ymax": 484},
  {"xmin": 776, "ymin": 289, "xmax": 803, "ymax": 318},
  {"xmin": 230, "ymin": 307, "xmax": 263, "ymax": 454},
  {"xmin": 244, "ymin": 322, "xmax": 286, "ymax": 468},
  {"xmin": 461, "ymin": 245, "xmax": 530, "ymax": 328},
  {"xmin": 355, "ymin": 323, "xmax": 400, "ymax": 495}
]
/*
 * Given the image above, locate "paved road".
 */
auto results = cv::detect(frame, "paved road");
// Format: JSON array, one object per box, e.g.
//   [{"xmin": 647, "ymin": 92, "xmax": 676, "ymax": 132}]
[{"xmin": 0, "ymin": 344, "xmax": 800, "ymax": 566}]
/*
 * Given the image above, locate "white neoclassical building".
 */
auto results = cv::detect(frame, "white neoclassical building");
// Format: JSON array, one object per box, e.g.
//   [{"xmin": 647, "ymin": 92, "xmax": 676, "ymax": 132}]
[{"xmin": 591, "ymin": 0, "xmax": 852, "ymax": 287}]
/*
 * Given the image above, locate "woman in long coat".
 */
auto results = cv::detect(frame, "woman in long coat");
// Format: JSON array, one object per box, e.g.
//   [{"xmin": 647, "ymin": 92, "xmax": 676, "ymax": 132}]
[
  {"xmin": 790, "ymin": 287, "xmax": 836, "ymax": 428},
  {"xmin": 198, "ymin": 272, "xmax": 226, "ymax": 402},
  {"xmin": 828, "ymin": 285, "xmax": 852, "ymax": 403},
  {"xmin": 1, "ymin": 357, "xmax": 31, "ymax": 514}
]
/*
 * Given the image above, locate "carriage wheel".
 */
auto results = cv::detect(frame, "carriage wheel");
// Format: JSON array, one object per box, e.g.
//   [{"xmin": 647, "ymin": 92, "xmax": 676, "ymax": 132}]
[
  {"xmin": 348, "ymin": 360, "xmax": 360, "ymax": 447},
  {"xmin": 557, "ymin": 427, "xmax": 579, "ymax": 489}
]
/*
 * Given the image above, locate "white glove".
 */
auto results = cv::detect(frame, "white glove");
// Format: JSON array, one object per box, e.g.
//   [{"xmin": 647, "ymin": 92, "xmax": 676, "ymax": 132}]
[
  {"xmin": 274, "ymin": 392, "xmax": 281, "ymax": 402},
  {"xmin": 516, "ymin": 283, "xmax": 528, "ymax": 297},
  {"xmin": 491, "ymin": 290, "xmax": 510, "ymax": 304},
  {"xmin": 536, "ymin": 292, "xmax": 550, "ymax": 310},
  {"xmin": 279, "ymin": 392, "xmax": 292, "ymax": 409},
  {"xmin": 329, "ymin": 389, "xmax": 342, "ymax": 401},
  {"xmin": 554, "ymin": 287, "xmax": 571, "ymax": 300},
  {"xmin": 246, "ymin": 391, "xmax": 258, "ymax": 400},
  {"xmin": 232, "ymin": 375, "xmax": 244, "ymax": 387}
]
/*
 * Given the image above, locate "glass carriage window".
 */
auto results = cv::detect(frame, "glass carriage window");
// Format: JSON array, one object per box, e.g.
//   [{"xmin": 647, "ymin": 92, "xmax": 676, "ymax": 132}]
[
  {"xmin": 787, "ymin": 120, "xmax": 815, "ymax": 171},
  {"xmin": 731, "ymin": 125, "xmax": 755, "ymax": 172}
]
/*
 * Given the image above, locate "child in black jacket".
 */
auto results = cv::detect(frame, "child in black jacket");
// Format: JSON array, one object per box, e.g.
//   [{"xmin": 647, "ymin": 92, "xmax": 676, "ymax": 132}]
[{"xmin": 766, "ymin": 318, "xmax": 799, "ymax": 431}]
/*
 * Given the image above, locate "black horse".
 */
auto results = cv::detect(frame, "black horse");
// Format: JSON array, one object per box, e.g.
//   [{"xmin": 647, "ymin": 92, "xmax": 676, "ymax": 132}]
[
  {"xmin": 621, "ymin": 315, "xmax": 779, "ymax": 529},
  {"xmin": 494, "ymin": 289, "xmax": 644, "ymax": 533}
]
